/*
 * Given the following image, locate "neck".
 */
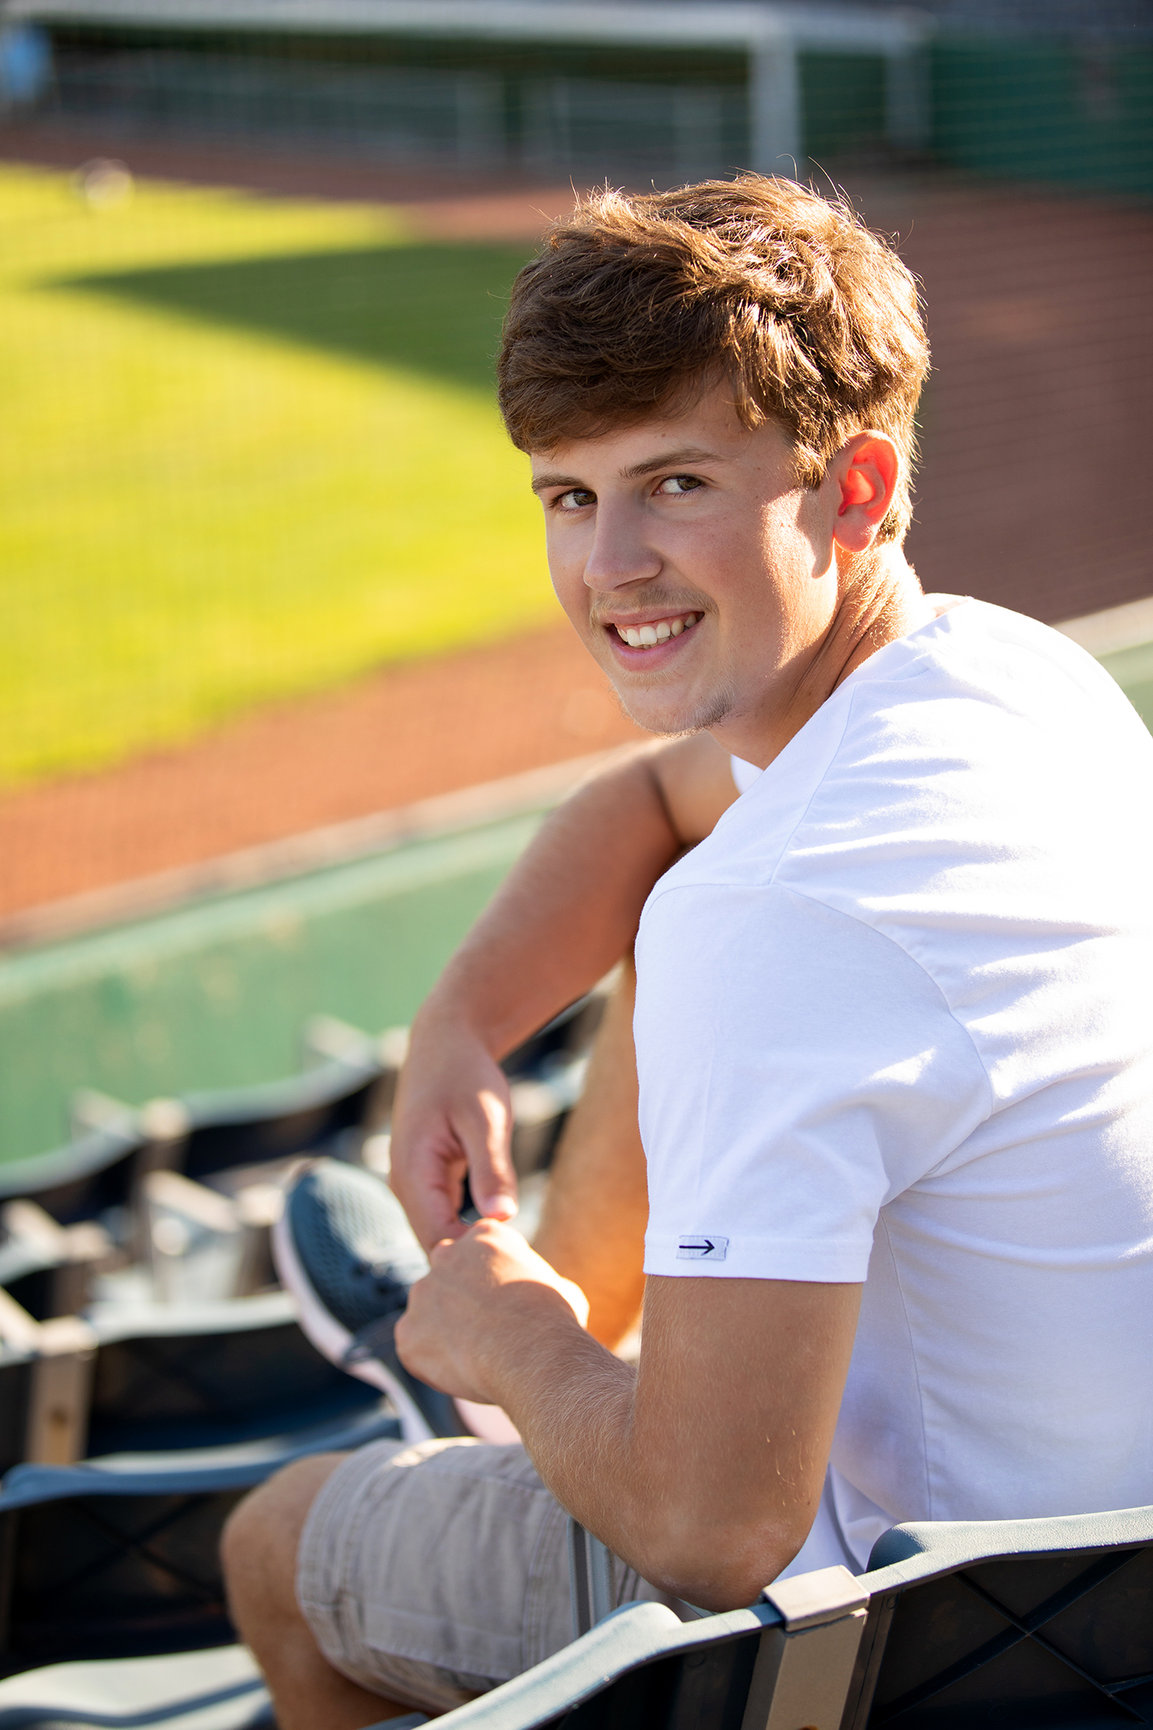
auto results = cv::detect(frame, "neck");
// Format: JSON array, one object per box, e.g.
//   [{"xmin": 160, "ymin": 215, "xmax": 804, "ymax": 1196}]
[
  {"xmin": 823, "ymin": 543, "xmax": 931, "ymax": 694},
  {"xmin": 721, "ymin": 543, "xmax": 930, "ymax": 769}
]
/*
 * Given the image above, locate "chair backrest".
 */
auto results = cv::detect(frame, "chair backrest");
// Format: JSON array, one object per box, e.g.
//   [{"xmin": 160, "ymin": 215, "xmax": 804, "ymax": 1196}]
[
  {"xmin": 401, "ymin": 1565, "xmax": 869, "ymax": 1730},
  {"xmin": 0, "ymin": 1126, "xmax": 146, "ymax": 1230},
  {"xmin": 0, "ymin": 1056, "xmax": 384, "ymax": 1235},
  {"xmin": 0, "ymin": 1231, "xmax": 61, "ymax": 1325},
  {"xmin": 0, "ymin": 1461, "xmax": 261, "ymax": 1678},
  {"xmin": 0, "ymin": 1391, "xmax": 402, "ymax": 1681},
  {"xmin": 86, "ymin": 1292, "xmax": 381, "ymax": 1455},
  {"xmin": 178, "ymin": 1057, "xmax": 385, "ymax": 1186},
  {"xmin": 844, "ymin": 1505, "xmax": 1153, "ymax": 1730},
  {"xmin": 501, "ymin": 989, "xmax": 607, "ymax": 1086},
  {"xmin": 490, "ymin": 1509, "xmax": 1153, "ymax": 1730},
  {"xmin": 0, "ymin": 1349, "xmax": 34, "ymax": 1479},
  {"xmin": 425, "ymin": 1601, "xmax": 783, "ymax": 1730}
]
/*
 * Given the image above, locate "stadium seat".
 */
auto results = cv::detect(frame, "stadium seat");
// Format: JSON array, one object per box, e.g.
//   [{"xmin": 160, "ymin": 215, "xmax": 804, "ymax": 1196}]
[
  {"xmin": 170, "ymin": 1052, "xmax": 389, "ymax": 1188},
  {"xmin": 0, "ymin": 1288, "xmax": 97, "ymax": 1472},
  {"xmin": 0, "ymin": 1121, "xmax": 147, "ymax": 1236},
  {"xmin": 385, "ymin": 1504, "xmax": 1153, "ymax": 1729},
  {"xmin": 84, "ymin": 1288, "xmax": 391, "ymax": 1459},
  {"xmin": 502, "ymin": 988, "xmax": 608, "ymax": 1085},
  {"xmin": 0, "ymin": 1456, "xmax": 273, "ymax": 1730},
  {"xmin": 0, "ymin": 1053, "xmax": 390, "ymax": 1269},
  {"xmin": 0, "ymin": 1199, "xmax": 112, "ymax": 1321},
  {"xmin": 3, "ymin": 1462, "xmax": 1148, "ymax": 1728},
  {"xmin": 0, "ymin": 1400, "xmax": 407, "ymax": 1730},
  {"xmin": 0, "ymin": 994, "xmax": 606, "ymax": 1256},
  {"xmin": 0, "ymin": 1645, "xmax": 275, "ymax": 1730},
  {"xmin": 0, "ymin": 1286, "xmax": 392, "ymax": 1473},
  {"xmin": 0, "ymin": 1460, "xmax": 264, "ymax": 1675},
  {"xmin": 0, "ymin": 1339, "xmax": 36, "ymax": 1483},
  {"xmin": 847, "ymin": 1506, "xmax": 1153, "ymax": 1727}
]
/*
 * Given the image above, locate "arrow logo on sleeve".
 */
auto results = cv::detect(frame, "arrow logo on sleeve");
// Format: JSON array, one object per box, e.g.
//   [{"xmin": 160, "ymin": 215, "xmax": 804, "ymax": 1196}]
[{"xmin": 676, "ymin": 1235, "xmax": 729, "ymax": 1262}]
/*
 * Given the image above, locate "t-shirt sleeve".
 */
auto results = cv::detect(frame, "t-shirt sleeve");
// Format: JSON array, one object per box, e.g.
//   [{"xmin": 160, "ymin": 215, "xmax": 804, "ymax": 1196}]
[{"xmin": 636, "ymin": 881, "xmax": 992, "ymax": 1282}]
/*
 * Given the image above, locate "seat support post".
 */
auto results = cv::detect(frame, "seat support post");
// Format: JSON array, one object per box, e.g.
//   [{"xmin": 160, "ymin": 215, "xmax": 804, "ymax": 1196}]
[
  {"xmin": 24, "ymin": 1318, "xmax": 98, "ymax": 1465},
  {"xmin": 742, "ymin": 1566, "xmax": 869, "ymax": 1730}
]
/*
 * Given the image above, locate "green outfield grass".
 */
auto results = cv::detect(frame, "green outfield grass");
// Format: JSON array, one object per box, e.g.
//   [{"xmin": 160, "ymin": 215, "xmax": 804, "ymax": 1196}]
[{"xmin": 0, "ymin": 164, "xmax": 555, "ymax": 788}]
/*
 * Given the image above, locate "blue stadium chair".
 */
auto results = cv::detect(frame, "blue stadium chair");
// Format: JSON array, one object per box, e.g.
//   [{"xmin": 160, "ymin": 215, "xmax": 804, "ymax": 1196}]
[
  {"xmin": 0, "ymin": 1122, "xmax": 145, "ymax": 1236},
  {"xmin": 0, "ymin": 1402, "xmax": 405, "ymax": 1730},
  {"xmin": 174, "ymin": 1055, "xmax": 389, "ymax": 1189},
  {"xmin": 84, "ymin": 1289, "xmax": 390, "ymax": 1458},
  {"xmin": 0, "ymin": 1457, "xmax": 271, "ymax": 1730},
  {"xmin": 369, "ymin": 1504, "xmax": 1153, "ymax": 1729},
  {"xmin": 0, "ymin": 1289, "xmax": 393, "ymax": 1474},
  {"xmin": 0, "ymin": 1340, "xmax": 36, "ymax": 1481},
  {"xmin": 502, "ymin": 989, "xmax": 607, "ymax": 1084},
  {"xmin": 0, "ymin": 996, "xmax": 606, "ymax": 1259},
  {"xmin": 2, "ymin": 1472, "xmax": 1148, "ymax": 1729},
  {"xmin": 0, "ymin": 1199, "xmax": 112, "ymax": 1321},
  {"xmin": 0, "ymin": 1053, "xmax": 388, "ymax": 1240}
]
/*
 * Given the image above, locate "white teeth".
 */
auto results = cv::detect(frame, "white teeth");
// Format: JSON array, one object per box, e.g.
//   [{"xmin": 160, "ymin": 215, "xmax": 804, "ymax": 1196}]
[{"xmin": 616, "ymin": 613, "xmax": 699, "ymax": 649}]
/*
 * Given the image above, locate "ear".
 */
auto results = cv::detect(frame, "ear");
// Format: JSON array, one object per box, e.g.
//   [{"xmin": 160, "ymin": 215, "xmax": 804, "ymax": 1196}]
[{"xmin": 830, "ymin": 433, "xmax": 900, "ymax": 553}]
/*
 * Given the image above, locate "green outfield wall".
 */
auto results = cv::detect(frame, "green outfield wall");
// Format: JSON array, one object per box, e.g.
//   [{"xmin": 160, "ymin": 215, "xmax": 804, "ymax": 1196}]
[{"xmin": 0, "ymin": 808, "xmax": 543, "ymax": 1165}]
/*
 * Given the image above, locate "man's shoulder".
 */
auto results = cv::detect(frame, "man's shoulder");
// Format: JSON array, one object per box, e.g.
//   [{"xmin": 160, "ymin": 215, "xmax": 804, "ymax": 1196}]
[{"xmin": 650, "ymin": 596, "xmax": 1153, "ymax": 953}]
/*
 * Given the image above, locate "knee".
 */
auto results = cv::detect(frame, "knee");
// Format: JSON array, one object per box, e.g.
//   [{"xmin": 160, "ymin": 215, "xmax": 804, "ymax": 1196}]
[{"xmin": 222, "ymin": 1451, "xmax": 347, "ymax": 1627}]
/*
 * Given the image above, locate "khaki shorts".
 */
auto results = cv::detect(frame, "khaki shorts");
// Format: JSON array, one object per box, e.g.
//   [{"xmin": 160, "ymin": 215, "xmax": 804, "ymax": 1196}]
[{"xmin": 296, "ymin": 1436, "xmax": 669, "ymax": 1716}]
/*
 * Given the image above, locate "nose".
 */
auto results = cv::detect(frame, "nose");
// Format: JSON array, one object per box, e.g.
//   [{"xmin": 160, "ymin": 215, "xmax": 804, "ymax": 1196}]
[{"xmin": 582, "ymin": 499, "xmax": 661, "ymax": 594}]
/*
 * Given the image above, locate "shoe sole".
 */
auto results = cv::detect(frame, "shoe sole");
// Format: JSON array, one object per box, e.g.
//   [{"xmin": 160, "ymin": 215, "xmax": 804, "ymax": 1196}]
[{"xmin": 272, "ymin": 1199, "xmax": 437, "ymax": 1446}]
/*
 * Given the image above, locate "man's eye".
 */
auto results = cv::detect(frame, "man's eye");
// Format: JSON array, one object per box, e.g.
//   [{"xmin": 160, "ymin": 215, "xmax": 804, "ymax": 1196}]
[
  {"xmin": 657, "ymin": 475, "xmax": 703, "ymax": 495},
  {"xmin": 556, "ymin": 488, "xmax": 595, "ymax": 510}
]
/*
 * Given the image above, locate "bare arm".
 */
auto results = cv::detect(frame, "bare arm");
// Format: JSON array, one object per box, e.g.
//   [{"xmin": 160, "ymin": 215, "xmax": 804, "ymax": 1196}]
[
  {"xmin": 412, "ymin": 732, "xmax": 737, "ymax": 1056},
  {"xmin": 397, "ymin": 1223, "xmax": 860, "ymax": 1609},
  {"xmin": 390, "ymin": 732, "xmax": 738, "ymax": 1247}
]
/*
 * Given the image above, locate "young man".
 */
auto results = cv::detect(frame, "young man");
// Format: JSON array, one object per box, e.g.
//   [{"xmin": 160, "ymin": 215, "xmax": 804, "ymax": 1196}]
[{"xmin": 223, "ymin": 177, "xmax": 1153, "ymax": 1726}]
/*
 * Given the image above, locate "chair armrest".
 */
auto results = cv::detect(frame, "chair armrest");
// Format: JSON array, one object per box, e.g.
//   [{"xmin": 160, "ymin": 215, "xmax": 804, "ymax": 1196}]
[
  {"xmin": 414, "ymin": 1600, "xmax": 776, "ymax": 1729},
  {"xmin": 865, "ymin": 1503, "xmax": 1153, "ymax": 1593}
]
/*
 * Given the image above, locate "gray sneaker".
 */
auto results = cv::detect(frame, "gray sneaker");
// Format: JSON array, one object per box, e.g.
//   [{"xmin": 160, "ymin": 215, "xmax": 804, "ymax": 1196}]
[{"xmin": 272, "ymin": 1158, "xmax": 464, "ymax": 1443}]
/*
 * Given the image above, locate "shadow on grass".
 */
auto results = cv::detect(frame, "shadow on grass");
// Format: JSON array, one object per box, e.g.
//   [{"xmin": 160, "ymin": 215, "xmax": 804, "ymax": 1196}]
[{"xmin": 49, "ymin": 240, "xmax": 535, "ymax": 394}]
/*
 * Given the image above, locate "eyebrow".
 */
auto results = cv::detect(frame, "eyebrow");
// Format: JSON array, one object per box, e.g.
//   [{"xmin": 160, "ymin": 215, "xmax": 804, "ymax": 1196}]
[{"xmin": 530, "ymin": 446, "xmax": 724, "ymax": 494}]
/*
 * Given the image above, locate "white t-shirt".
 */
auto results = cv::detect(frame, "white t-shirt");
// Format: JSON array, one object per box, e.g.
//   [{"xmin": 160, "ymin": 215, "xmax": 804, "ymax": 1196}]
[{"xmin": 635, "ymin": 600, "xmax": 1153, "ymax": 1564}]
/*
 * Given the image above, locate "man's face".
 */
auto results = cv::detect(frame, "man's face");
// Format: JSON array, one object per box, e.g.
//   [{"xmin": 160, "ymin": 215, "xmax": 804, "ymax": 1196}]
[{"xmin": 531, "ymin": 385, "xmax": 843, "ymax": 761}]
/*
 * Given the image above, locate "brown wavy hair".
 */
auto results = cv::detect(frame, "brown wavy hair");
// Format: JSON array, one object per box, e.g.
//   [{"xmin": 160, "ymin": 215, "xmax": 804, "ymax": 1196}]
[{"xmin": 497, "ymin": 175, "xmax": 929, "ymax": 543}]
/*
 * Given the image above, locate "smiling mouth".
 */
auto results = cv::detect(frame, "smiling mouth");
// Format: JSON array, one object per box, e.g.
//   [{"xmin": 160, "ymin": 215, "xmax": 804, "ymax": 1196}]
[{"xmin": 611, "ymin": 612, "xmax": 702, "ymax": 649}]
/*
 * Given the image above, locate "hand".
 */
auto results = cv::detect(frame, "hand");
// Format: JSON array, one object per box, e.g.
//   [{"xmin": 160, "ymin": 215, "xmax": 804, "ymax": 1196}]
[
  {"xmin": 395, "ymin": 1220, "xmax": 590, "ymax": 1406},
  {"xmin": 389, "ymin": 1011, "xmax": 520, "ymax": 1251}
]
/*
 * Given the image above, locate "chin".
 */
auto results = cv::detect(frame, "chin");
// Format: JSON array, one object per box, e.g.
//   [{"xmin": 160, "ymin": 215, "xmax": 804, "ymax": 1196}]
[{"xmin": 616, "ymin": 685, "xmax": 737, "ymax": 739}]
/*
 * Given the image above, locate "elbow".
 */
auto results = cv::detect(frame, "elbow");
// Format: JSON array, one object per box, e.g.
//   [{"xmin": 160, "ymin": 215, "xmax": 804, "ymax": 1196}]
[{"xmin": 636, "ymin": 1512, "xmax": 809, "ymax": 1614}]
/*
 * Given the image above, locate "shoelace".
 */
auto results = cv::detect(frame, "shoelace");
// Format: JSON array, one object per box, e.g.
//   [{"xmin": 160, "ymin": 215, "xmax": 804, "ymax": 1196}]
[
  {"xmin": 351, "ymin": 1256, "xmax": 417, "ymax": 1294},
  {"xmin": 348, "ymin": 1261, "xmax": 414, "ymax": 1321}
]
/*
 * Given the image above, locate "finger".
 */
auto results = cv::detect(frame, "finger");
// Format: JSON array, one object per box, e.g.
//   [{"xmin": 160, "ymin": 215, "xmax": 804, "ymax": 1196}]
[
  {"xmin": 390, "ymin": 1143, "xmax": 469, "ymax": 1250},
  {"xmin": 469, "ymin": 1085, "xmax": 519, "ymax": 1222}
]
